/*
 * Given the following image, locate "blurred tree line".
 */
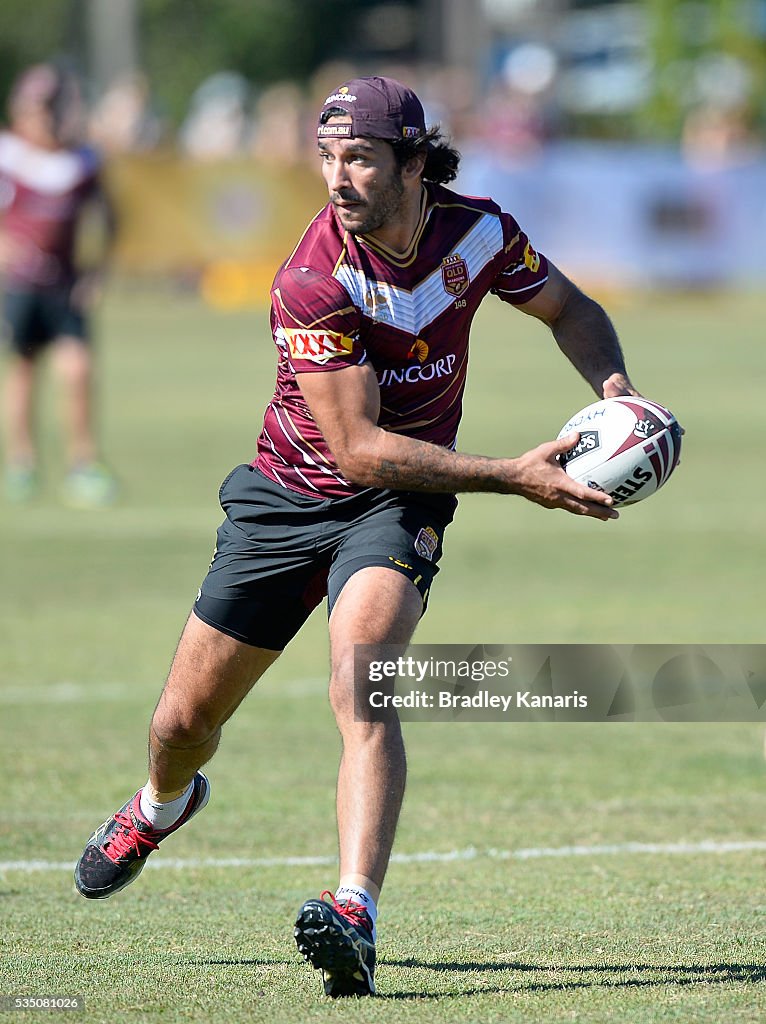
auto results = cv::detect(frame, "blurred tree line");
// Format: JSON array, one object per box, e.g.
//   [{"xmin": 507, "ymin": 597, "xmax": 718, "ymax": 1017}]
[
  {"xmin": 641, "ymin": 0, "xmax": 766, "ymax": 138},
  {"xmin": 0, "ymin": 0, "xmax": 416, "ymax": 124},
  {"xmin": 138, "ymin": 0, "xmax": 400, "ymax": 122},
  {"xmin": 0, "ymin": 0, "xmax": 763, "ymax": 141}
]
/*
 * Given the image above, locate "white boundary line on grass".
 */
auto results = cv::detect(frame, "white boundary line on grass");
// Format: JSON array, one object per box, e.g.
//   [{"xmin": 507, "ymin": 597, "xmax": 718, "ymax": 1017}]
[
  {"xmin": 0, "ymin": 679, "xmax": 326, "ymax": 705},
  {"xmin": 3, "ymin": 839, "xmax": 766, "ymax": 874}
]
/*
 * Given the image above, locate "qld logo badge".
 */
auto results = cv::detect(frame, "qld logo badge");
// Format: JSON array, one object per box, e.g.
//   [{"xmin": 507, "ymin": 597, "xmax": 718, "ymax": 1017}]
[
  {"xmin": 415, "ymin": 526, "xmax": 439, "ymax": 561},
  {"xmin": 441, "ymin": 253, "xmax": 469, "ymax": 297}
]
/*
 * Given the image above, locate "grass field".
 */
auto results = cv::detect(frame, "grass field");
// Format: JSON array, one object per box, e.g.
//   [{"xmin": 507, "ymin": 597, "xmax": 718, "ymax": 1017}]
[{"xmin": 1, "ymin": 286, "xmax": 765, "ymax": 1022}]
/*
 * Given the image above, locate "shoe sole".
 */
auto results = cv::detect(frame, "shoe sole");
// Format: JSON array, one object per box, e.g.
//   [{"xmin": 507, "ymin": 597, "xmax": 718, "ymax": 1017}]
[
  {"xmin": 74, "ymin": 772, "xmax": 210, "ymax": 900},
  {"xmin": 294, "ymin": 900, "xmax": 375, "ymax": 997}
]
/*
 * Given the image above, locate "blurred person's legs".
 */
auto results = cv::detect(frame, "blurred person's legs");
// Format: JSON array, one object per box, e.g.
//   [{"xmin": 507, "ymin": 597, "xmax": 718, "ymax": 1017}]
[
  {"xmin": 53, "ymin": 336, "xmax": 97, "ymax": 467},
  {"xmin": 2, "ymin": 350, "xmax": 39, "ymax": 501},
  {"xmin": 2, "ymin": 287, "xmax": 116, "ymax": 505},
  {"xmin": 53, "ymin": 334, "xmax": 117, "ymax": 507},
  {"xmin": 3, "ymin": 288, "xmax": 40, "ymax": 499}
]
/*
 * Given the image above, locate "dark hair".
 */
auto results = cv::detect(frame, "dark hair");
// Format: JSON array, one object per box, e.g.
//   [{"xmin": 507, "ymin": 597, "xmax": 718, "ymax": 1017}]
[
  {"xmin": 319, "ymin": 107, "xmax": 460, "ymax": 185},
  {"xmin": 8, "ymin": 63, "xmax": 79, "ymax": 130},
  {"xmin": 391, "ymin": 126, "xmax": 460, "ymax": 185}
]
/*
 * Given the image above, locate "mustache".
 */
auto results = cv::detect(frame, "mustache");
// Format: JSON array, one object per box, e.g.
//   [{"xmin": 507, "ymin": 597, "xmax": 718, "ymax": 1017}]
[{"xmin": 332, "ymin": 191, "xmax": 364, "ymax": 204}]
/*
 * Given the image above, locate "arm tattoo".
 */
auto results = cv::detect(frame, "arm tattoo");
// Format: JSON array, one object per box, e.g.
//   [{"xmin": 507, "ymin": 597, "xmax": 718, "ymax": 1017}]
[{"xmin": 370, "ymin": 447, "xmax": 508, "ymax": 493}]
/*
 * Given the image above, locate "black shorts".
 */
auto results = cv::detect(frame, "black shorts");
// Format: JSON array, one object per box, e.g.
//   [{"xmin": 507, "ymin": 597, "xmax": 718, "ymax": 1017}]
[
  {"xmin": 2, "ymin": 287, "xmax": 88, "ymax": 357},
  {"xmin": 194, "ymin": 464, "xmax": 458, "ymax": 650}
]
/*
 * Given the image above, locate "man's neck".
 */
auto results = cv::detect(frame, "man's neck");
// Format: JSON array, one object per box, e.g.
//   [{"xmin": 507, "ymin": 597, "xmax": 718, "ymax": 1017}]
[
  {"xmin": 366, "ymin": 184, "xmax": 427, "ymax": 255},
  {"xmin": 14, "ymin": 126, "xmax": 61, "ymax": 152}
]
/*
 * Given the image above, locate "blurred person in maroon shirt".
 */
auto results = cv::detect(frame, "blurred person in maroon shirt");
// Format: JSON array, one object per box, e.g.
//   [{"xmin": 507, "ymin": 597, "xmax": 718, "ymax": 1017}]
[{"xmin": 0, "ymin": 63, "xmax": 117, "ymax": 506}]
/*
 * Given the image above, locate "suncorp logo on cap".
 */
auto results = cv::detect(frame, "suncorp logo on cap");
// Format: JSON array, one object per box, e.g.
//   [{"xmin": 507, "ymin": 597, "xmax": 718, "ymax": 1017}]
[{"xmin": 325, "ymin": 89, "xmax": 357, "ymax": 103}]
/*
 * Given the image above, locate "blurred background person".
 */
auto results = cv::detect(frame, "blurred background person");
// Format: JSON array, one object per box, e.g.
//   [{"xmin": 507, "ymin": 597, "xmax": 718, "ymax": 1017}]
[
  {"xmin": 179, "ymin": 71, "xmax": 253, "ymax": 161},
  {"xmin": 0, "ymin": 62, "xmax": 117, "ymax": 507},
  {"xmin": 88, "ymin": 70, "xmax": 165, "ymax": 155},
  {"xmin": 249, "ymin": 82, "xmax": 305, "ymax": 167}
]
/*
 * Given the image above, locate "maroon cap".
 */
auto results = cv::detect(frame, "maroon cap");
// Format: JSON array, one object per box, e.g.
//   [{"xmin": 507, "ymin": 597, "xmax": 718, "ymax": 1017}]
[{"xmin": 318, "ymin": 76, "xmax": 426, "ymax": 142}]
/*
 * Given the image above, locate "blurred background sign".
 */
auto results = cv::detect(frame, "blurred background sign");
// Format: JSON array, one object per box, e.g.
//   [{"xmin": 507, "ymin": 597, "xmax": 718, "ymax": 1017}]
[
  {"xmin": 459, "ymin": 141, "xmax": 766, "ymax": 289},
  {"xmin": 106, "ymin": 157, "xmax": 326, "ymax": 304}
]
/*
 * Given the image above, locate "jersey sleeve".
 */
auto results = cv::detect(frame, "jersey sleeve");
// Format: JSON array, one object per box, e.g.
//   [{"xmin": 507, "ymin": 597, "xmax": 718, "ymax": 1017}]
[
  {"xmin": 490, "ymin": 212, "xmax": 550, "ymax": 306},
  {"xmin": 272, "ymin": 265, "xmax": 365, "ymax": 374}
]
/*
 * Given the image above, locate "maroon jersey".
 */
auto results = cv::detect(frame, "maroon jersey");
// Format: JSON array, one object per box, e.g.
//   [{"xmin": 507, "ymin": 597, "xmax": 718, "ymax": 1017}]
[
  {"xmin": 0, "ymin": 130, "xmax": 101, "ymax": 288},
  {"xmin": 254, "ymin": 181, "xmax": 549, "ymax": 497}
]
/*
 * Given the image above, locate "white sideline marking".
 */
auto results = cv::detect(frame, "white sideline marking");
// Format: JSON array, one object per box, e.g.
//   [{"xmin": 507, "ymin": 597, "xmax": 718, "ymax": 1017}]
[
  {"xmin": 0, "ymin": 678, "xmax": 325, "ymax": 706},
  {"xmin": 3, "ymin": 839, "xmax": 766, "ymax": 874}
]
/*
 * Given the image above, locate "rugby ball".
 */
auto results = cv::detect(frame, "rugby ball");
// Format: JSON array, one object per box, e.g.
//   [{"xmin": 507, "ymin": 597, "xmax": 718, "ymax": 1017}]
[{"xmin": 557, "ymin": 396, "xmax": 682, "ymax": 506}]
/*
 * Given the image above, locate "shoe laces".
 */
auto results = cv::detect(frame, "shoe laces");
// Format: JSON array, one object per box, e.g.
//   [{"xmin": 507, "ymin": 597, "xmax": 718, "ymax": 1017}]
[
  {"xmin": 103, "ymin": 810, "xmax": 160, "ymax": 863},
  {"xmin": 321, "ymin": 890, "xmax": 370, "ymax": 931}
]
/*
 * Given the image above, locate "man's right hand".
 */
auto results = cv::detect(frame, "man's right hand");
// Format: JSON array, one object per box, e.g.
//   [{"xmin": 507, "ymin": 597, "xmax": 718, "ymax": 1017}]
[{"xmin": 509, "ymin": 432, "xmax": 619, "ymax": 521}]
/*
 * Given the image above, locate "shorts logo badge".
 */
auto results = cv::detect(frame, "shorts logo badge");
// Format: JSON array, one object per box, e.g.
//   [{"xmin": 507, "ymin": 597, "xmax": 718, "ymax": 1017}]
[
  {"xmin": 441, "ymin": 253, "xmax": 469, "ymax": 297},
  {"xmin": 414, "ymin": 526, "xmax": 439, "ymax": 561}
]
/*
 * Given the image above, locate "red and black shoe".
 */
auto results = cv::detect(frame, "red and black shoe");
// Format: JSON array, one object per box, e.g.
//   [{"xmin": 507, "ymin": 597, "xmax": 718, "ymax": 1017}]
[
  {"xmin": 74, "ymin": 771, "xmax": 210, "ymax": 899},
  {"xmin": 294, "ymin": 890, "xmax": 376, "ymax": 997}
]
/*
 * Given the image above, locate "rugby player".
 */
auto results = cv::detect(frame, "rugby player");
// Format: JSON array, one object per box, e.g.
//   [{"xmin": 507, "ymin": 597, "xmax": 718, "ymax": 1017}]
[
  {"xmin": 1, "ymin": 64, "xmax": 116, "ymax": 506},
  {"xmin": 75, "ymin": 77, "xmax": 639, "ymax": 997}
]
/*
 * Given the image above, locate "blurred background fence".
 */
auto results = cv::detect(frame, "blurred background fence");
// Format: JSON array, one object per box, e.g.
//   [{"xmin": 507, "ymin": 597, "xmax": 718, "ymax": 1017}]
[{"xmin": 1, "ymin": 0, "xmax": 764, "ymax": 299}]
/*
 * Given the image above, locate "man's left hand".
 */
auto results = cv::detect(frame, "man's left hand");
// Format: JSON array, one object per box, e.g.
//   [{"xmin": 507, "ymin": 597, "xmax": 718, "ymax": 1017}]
[{"xmin": 602, "ymin": 372, "xmax": 640, "ymax": 399}]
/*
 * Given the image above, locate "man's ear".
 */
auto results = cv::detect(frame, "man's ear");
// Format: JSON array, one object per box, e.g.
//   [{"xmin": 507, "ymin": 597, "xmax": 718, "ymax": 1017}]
[{"xmin": 401, "ymin": 149, "xmax": 427, "ymax": 183}]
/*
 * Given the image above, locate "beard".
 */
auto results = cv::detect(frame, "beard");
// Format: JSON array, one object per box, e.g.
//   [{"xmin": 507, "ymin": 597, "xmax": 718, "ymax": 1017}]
[{"xmin": 333, "ymin": 169, "xmax": 405, "ymax": 236}]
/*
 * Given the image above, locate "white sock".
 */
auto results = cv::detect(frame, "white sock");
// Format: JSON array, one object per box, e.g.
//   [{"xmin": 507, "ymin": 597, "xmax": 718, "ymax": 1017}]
[
  {"xmin": 335, "ymin": 884, "xmax": 378, "ymax": 941},
  {"xmin": 138, "ymin": 781, "xmax": 194, "ymax": 830}
]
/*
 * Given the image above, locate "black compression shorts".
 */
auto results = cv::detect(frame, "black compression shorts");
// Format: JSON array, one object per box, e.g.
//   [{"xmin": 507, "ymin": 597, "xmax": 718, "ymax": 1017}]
[{"xmin": 193, "ymin": 464, "xmax": 458, "ymax": 650}]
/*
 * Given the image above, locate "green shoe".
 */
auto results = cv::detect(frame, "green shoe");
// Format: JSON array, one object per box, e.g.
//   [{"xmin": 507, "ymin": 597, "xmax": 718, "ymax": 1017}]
[
  {"xmin": 4, "ymin": 463, "xmax": 39, "ymax": 503},
  {"xmin": 62, "ymin": 463, "xmax": 118, "ymax": 508}
]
